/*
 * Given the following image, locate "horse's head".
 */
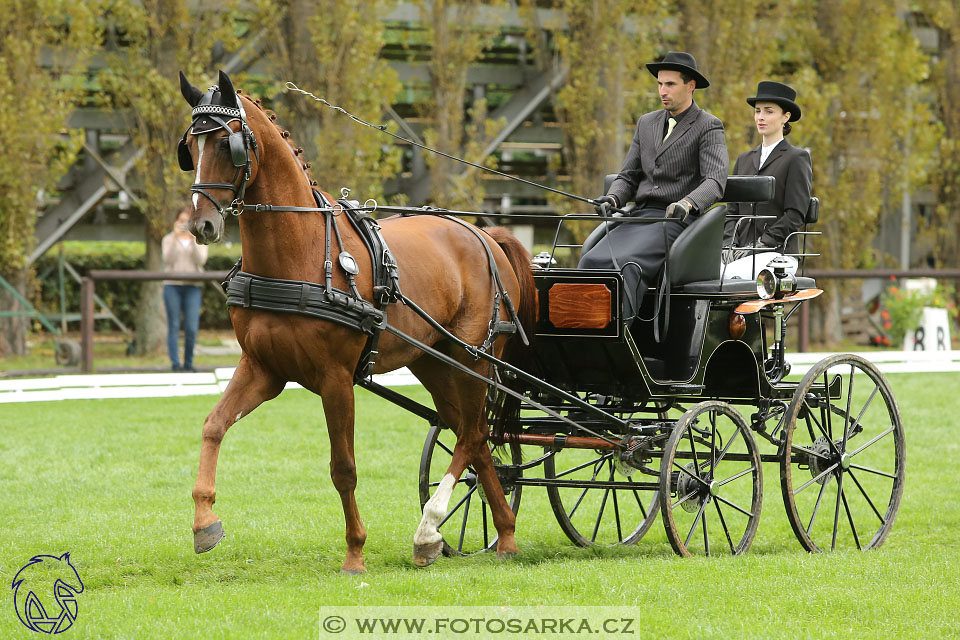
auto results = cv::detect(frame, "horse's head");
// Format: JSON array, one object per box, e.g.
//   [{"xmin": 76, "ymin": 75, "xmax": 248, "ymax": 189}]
[{"xmin": 178, "ymin": 69, "xmax": 261, "ymax": 244}]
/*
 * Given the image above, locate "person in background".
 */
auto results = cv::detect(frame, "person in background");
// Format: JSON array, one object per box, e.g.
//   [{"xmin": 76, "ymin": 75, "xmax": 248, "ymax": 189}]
[
  {"xmin": 723, "ymin": 81, "xmax": 812, "ymax": 279},
  {"xmin": 162, "ymin": 205, "xmax": 208, "ymax": 372}
]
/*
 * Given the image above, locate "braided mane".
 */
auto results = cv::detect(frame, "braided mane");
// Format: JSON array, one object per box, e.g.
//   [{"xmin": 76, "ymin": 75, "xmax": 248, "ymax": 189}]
[{"xmin": 238, "ymin": 89, "xmax": 317, "ymax": 190}]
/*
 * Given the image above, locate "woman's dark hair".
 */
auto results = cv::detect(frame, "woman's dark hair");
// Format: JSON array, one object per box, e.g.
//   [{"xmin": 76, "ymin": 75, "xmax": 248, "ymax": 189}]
[{"xmin": 783, "ymin": 121, "xmax": 792, "ymax": 137}]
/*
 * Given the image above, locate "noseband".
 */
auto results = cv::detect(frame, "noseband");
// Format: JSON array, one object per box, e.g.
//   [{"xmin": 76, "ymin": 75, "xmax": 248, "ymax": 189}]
[{"xmin": 178, "ymin": 93, "xmax": 260, "ymax": 218}]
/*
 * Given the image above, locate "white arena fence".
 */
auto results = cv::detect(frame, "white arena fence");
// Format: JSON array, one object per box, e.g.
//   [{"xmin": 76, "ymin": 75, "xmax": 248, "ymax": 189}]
[{"xmin": 1, "ymin": 351, "xmax": 958, "ymax": 405}]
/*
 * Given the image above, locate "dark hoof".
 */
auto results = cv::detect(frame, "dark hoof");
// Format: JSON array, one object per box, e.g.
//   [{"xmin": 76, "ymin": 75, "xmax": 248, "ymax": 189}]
[
  {"xmin": 194, "ymin": 520, "xmax": 225, "ymax": 554},
  {"xmin": 413, "ymin": 540, "xmax": 443, "ymax": 567}
]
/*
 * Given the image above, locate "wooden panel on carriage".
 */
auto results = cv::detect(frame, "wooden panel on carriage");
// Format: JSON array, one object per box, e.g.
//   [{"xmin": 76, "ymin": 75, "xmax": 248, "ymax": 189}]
[{"xmin": 531, "ymin": 270, "xmax": 647, "ymax": 394}]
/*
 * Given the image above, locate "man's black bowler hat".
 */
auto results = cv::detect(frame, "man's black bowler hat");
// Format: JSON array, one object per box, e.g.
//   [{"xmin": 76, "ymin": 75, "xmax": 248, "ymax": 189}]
[
  {"xmin": 747, "ymin": 81, "xmax": 801, "ymax": 121},
  {"xmin": 646, "ymin": 51, "xmax": 709, "ymax": 88}
]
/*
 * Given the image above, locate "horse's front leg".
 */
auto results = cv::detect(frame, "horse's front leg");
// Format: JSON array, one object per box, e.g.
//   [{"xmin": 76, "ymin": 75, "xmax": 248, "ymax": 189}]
[
  {"xmin": 317, "ymin": 371, "xmax": 367, "ymax": 574},
  {"xmin": 193, "ymin": 355, "xmax": 284, "ymax": 553}
]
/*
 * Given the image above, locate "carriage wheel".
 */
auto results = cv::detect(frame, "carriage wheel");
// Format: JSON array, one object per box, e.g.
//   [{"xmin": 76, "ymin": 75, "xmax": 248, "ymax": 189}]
[
  {"xmin": 660, "ymin": 401, "xmax": 762, "ymax": 557},
  {"xmin": 780, "ymin": 354, "xmax": 905, "ymax": 552},
  {"xmin": 418, "ymin": 424, "xmax": 522, "ymax": 556},
  {"xmin": 544, "ymin": 443, "xmax": 660, "ymax": 547}
]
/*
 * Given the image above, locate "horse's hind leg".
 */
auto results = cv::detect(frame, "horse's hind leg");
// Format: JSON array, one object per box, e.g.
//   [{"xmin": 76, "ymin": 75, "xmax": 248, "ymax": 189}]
[
  {"xmin": 193, "ymin": 355, "xmax": 284, "ymax": 553},
  {"xmin": 412, "ymin": 365, "xmax": 517, "ymax": 566}
]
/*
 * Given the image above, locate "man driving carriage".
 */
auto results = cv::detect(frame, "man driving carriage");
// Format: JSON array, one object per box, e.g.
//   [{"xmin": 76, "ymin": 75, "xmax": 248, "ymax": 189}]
[{"xmin": 578, "ymin": 51, "xmax": 728, "ymax": 319}]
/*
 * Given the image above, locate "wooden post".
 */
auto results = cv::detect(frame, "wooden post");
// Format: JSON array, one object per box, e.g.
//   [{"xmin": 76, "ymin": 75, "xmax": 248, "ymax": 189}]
[{"xmin": 81, "ymin": 277, "xmax": 94, "ymax": 373}]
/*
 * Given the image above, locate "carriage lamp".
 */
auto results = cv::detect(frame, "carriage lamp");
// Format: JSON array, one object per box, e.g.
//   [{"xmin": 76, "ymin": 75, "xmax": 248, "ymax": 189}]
[
  {"xmin": 532, "ymin": 252, "xmax": 556, "ymax": 269},
  {"xmin": 756, "ymin": 256, "xmax": 797, "ymax": 300},
  {"xmin": 728, "ymin": 313, "xmax": 747, "ymax": 340}
]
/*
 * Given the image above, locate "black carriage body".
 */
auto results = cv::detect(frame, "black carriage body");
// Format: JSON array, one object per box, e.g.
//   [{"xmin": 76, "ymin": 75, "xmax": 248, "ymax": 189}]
[{"xmin": 531, "ymin": 268, "xmax": 768, "ymax": 402}]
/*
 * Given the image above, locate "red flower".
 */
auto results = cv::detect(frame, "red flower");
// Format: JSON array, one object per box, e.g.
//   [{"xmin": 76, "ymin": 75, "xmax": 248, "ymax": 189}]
[{"xmin": 881, "ymin": 310, "xmax": 890, "ymax": 320}]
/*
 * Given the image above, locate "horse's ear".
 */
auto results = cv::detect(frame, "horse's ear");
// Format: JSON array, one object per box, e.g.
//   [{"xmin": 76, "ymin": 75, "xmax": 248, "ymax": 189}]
[
  {"xmin": 217, "ymin": 70, "xmax": 239, "ymax": 108},
  {"xmin": 59, "ymin": 552, "xmax": 71, "ymax": 562},
  {"xmin": 180, "ymin": 71, "xmax": 203, "ymax": 107}
]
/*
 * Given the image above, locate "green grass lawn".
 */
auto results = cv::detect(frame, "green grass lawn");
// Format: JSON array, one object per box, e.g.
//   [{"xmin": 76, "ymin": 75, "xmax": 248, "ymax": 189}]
[{"xmin": 0, "ymin": 373, "xmax": 957, "ymax": 639}]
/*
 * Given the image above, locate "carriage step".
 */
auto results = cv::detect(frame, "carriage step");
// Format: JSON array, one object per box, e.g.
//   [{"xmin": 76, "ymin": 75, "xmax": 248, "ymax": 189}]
[{"xmin": 664, "ymin": 383, "xmax": 706, "ymax": 393}]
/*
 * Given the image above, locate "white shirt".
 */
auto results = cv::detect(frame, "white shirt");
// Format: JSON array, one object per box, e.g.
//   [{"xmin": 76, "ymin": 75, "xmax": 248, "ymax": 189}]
[{"xmin": 758, "ymin": 139, "xmax": 782, "ymax": 169}]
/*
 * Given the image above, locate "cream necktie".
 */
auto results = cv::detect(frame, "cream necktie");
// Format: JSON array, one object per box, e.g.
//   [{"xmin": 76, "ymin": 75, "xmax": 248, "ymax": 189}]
[{"xmin": 663, "ymin": 117, "xmax": 677, "ymax": 143}]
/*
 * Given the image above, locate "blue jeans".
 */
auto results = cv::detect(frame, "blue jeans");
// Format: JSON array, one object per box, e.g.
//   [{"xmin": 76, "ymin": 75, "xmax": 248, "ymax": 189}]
[{"xmin": 163, "ymin": 284, "xmax": 202, "ymax": 369}]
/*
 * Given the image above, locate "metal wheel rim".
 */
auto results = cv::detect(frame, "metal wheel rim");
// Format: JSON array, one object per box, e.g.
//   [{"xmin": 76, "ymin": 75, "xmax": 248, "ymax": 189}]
[
  {"xmin": 780, "ymin": 354, "xmax": 905, "ymax": 552},
  {"xmin": 659, "ymin": 401, "xmax": 762, "ymax": 557}
]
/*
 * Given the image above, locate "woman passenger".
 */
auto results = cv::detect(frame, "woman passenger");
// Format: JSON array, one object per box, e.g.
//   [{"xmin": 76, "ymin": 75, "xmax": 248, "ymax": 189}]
[{"xmin": 723, "ymin": 81, "xmax": 813, "ymax": 279}]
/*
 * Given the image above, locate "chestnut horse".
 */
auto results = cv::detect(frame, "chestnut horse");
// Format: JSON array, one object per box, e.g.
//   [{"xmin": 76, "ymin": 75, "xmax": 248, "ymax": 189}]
[{"xmin": 177, "ymin": 70, "xmax": 535, "ymax": 573}]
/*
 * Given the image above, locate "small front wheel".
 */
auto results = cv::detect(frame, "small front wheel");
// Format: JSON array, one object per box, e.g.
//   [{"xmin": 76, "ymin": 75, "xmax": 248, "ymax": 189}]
[{"xmin": 660, "ymin": 401, "xmax": 762, "ymax": 557}]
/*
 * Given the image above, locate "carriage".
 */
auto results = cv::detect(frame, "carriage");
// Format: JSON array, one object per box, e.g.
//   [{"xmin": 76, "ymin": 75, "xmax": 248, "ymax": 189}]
[
  {"xmin": 178, "ymin": 71, "xmax": 904, "ymax": 571},
  {"xmin": 381, "ymin": 174, "xmax": 906, "ymax": 558}
]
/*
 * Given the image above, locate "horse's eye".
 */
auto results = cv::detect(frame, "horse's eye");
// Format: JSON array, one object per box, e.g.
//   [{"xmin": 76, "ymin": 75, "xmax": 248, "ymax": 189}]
[{"xmin": 217, "ymin": 138, "xmax": 231, "ymax": 151}]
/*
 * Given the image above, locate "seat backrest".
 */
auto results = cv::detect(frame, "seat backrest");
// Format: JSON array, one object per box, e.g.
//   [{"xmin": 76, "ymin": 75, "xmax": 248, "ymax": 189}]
[
  {"xmin": 666, "ymin": 204, "xmax": 726, "ymax": 285},
  {"xmin": 806, "ymin": 197, "xmax": 819, "ymax": 223},
  {"xmin": 722, "ymin": 175, "xmax": 775, "ymax": 202},
  {"xmin": 603, "ymin": 173, "xmax": 617, "ymax": 195}
]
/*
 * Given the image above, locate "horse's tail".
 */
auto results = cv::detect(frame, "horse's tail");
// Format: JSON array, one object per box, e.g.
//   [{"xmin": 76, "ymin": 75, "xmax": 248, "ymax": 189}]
[{"xmin": 483, "ymin": 226, "xmax": 537, "ymax": 443}]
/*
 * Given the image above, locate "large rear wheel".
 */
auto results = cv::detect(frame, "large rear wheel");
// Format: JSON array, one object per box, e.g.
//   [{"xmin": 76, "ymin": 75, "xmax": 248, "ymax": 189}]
[{"xmin": 780, "ymin": 354, "xmax": 905, "ymax": 552}]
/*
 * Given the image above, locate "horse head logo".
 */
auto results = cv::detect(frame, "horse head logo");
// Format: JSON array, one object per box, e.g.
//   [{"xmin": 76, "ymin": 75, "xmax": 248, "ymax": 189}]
[{"xmin": 11, "ymin": 552, "xmax": 84, "ymax": 634}]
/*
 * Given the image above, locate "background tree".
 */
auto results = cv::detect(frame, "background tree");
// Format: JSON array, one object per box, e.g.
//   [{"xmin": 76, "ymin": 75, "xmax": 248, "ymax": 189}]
[
  {"xmin": 674, "ymin": 0, "xmax": 787, "ymax": 164},
  {"xmin": 413, "ymin": 0, "xmax": 506, "ymax": 210},
  {"xmin": 0, "ymin": 0, "xmax": 98, "ymax": 356},
  {"xmin": 784, "ymin": 0, "xmax": 935, "ymax": 342},
  {"xmin": 920, "ymin": 0, "xmax": 960, "ymax": 268},
  {"xmin": 97, "ymin": 0, "xmax": 245, "ymax": 355},
  {"xmin": 254, "ymin": 0, "xmax": 403, "ymax": 203},
  {"xmin": 535, "ymin": 0, "xmax": 662, "ymax": 243}
]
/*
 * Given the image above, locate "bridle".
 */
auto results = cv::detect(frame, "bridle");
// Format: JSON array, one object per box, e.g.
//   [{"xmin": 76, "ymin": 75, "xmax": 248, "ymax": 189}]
[{"xmin": 177, "ymin": 91, "xmax": 260, "ymax": 219}]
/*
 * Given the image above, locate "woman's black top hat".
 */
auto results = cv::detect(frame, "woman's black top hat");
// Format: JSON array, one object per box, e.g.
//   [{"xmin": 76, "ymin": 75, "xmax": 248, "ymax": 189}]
[
  {"xmin": 746, "ymin": 81, "xmax": 801, "ymax": 121},
  {"xmin": 646, "ymin": 51, "xmax": 709, "ymax": 88}
]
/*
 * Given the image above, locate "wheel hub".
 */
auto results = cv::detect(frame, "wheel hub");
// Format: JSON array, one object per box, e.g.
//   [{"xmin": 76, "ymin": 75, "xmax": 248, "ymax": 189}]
[
  {"xmin": 677, "ymin": 463, "xmax": 708, "ymax": 513},
  {"xmin": 808, "ymin": 436, "xmax": 837, "ymax": 484}
]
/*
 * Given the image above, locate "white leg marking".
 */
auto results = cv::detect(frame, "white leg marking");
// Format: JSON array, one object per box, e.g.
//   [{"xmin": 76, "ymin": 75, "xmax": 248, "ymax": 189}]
[
  {"xmin": 414, "ymin": 473, "xmax": 456, "ymax": 546},
  {"xmin": 234, "ymin": 411, "xmax": 243, "ymax": 423},
  {"xmin": 191, "ymin": 134, "xmax": 207, "ymax": 210}
]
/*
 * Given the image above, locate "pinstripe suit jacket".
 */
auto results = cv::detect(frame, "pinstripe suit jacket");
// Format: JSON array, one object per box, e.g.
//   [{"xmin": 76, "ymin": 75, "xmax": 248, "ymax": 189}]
[{"xmin": 607, "ymin": 102, "xmax": 728, "ymax": 214}]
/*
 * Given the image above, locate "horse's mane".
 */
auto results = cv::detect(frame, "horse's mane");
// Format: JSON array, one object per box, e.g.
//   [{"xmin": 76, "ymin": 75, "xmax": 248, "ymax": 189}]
[{"xmin": 238, "ymin": 89, "xmax": 318, "ymax": 191}]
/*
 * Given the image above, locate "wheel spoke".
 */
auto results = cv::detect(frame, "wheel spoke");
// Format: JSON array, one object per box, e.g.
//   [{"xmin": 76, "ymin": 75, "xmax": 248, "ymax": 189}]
[
  {"xmin": 438, "ymin": 483, "xmax": 477, "ymax": 529},
  {"xmin": 686, "ymin": 425, "xmax": 702, "ymax": 475},
  {"xmin": 714, "ymin": 499, "xmax": 736, "ymax": 554},
  {"xmin": 831, "ymin": 471, "xmax": 844, "ymax": 551},
  {"xmin": 684, "ymin": 497, "xmax": 709, "ymax": 548},
  {"xmin": 841, "ymin": 364, "xmax": 855, "ymax": 451},
  {"xmin": 632, "ymin": 489, "xmax": 649, "ymax": 518},
  {"xmin": 714, "ymin": 494, "xmax": 754, "ymax": 518},
  {"xmin": 849, "ymin": 426, "xmax": 896, "ymax": 458},
  {"xmin": 806, "ymin": 477, "xmax": 828, "ymax": 534},
  {"xmin": 791, "ymin": 443, "xmax": 830, "ymax": 461},
  {"xmin": 710, "ymin": 411, "xmax": 717, "ymax": 471},
  {"xmin": 702, "ymin": 498, "xmax": 711, "ymax": 556},
  {"xmin": 566, "ymin": 461, "xmax": 604, "ymax": 521},
  {"xmin": 673, "ymin": 488, "xmax": 699, "ymax": 510},
  {"xmin": 840, "ymin": 484, "xmax": 862, "ymax": 550},
  {"xmin": 806, "ymin": 400, "xmax": 842, "ymax": 456},
  {"xmin": 436, "ymin": 438, "xmax": 456, "ymax": 457},
  {"xmin": 793, "ymin": 462, "xmax": 839, "ymax": 495},
  {"xmin": 554, "ymin": 453, "xmax": 609, "ymax": 479},
  {"xmin": 718, "ymin": 466, "xmax": 755, "ymax": 487},
  {"xmin": 611, "ymin": 483, "xmax": 624, "ymax": 542},
  {"xmin": 714, "ymin": 422, "xmax": 744, "ymax": 466},
  {"xmin": 482, "ymin": 503, "xmax": 489, "ymax": 549},
  {"xmin": 458, "ymin": 488, "xmax": 472, "ymax": 552},
  {"xmin": 847, "ymin": 468, "xmax": 887, "ymax": 525},
  {"xmin": 591, "ymin": 486, "xmax": 611, "ymax": 543},
  {"xmin": 822, "ymin": 372, "xmax": 834, "ymax": 440},
  {"xmin": 848, "ymin": 463, "xmax": 897, "ymax": 479},
  {"xmin": 847, "ymin": 385, "xmax": 879, "ymax": 442},
  {"xmin": 673, "ymin": 460, "xmax": 710, "ymax": 488}
]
